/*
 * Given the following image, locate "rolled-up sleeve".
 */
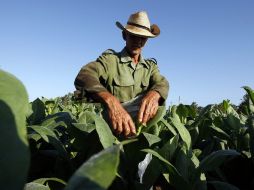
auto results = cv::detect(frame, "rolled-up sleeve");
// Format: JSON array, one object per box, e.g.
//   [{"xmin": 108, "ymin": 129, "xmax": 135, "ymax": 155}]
[
  {"xmin": 74, "ymin": 59, "xmax": 108, "ymax": 95},
  {"xmin": 149, "ymin": 64, "xmax": 169, "ymax": 101}
]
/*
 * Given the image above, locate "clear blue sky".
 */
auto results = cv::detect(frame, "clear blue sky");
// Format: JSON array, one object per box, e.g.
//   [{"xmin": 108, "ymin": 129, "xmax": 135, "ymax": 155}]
[{"xmin": 0, "ymin": 0, "xmax": 253, "ymax": 106}]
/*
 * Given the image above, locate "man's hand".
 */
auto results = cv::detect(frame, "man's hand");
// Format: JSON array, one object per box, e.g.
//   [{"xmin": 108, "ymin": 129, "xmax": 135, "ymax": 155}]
[
  {"xmin": 138, "ymin": 91, "xmax": 161, "ymax": 125},
  {"xmin": 108, "ymin": 101, "xmax": 136, "ymax": 136},
  {"xmin": 93, "ymin": 91, "xmax": 136, "ymax": 137}
]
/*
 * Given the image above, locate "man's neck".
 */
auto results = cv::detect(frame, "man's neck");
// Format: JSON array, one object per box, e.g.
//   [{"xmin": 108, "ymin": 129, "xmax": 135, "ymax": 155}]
[
  {"xmin": 131, "ymin": 54, "xmax": 139, "ymax": 64},
  {"xmin": 125, "ymin": 47, "xmax": 141, "ymax": 64}
]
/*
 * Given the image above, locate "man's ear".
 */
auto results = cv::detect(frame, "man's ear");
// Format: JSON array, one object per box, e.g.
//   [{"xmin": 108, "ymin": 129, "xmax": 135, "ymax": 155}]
[{"xmin": 122, "ymin": 31, "xmax": 126, "ymax": 41}]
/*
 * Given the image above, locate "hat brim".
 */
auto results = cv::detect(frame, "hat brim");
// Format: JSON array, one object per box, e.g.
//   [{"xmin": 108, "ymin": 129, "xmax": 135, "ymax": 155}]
[{"xmin": 116, "ymin": 21, "xmax": 159, "ymax": 38}]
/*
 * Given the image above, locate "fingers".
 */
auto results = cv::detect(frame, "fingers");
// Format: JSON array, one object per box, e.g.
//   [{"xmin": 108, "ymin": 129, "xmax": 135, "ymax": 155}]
[
  {"xmin": 122, "ymin": 117, "xmax": 136, "ymax": 136},
  {"xmin": 111, "ymin": 91, "xmax": 161, "ymax": 136},
  {"xmin": 142, "ymin": 105, "xmax": 150, "ymax": 124},
  {"xmin": 128, "ymin": 119, "xmax": 136, "ymax": 135},
  {"xmin": 138, "ymin": 100, "xmax": 146, "ymax": 124},
  {"xmin": 115, "ymin": 120, "xmax": 123, "ymax": 134},
  {"xmin": 110, "ymin": 111, "xmax": 136, "ymax": 137},
  {"xmin": 150, "ymin": 104, "xmax": 158, "ymax": 118},
  {"xmin": 123, "ymin": 121, "xmax": 130, "ymax": 136},
  {"xmin": 139, "ymin": 101, "xmax": 159, "ymax": 124},
  {"xmin": 112, "ymin": 120, "xmax": 117, "ymax": 131},
  {"xmin": 138, "ymin": 91, "xmax": 161, "ymax": 125}
]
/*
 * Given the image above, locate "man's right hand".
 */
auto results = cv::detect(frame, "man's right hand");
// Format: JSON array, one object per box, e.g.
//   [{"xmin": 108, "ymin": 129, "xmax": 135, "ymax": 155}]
[
  {"xmin": 108, "ymin": 100, "xmax": 136, "ymax": 136},
  {"xmin": 92, "ymin": 91, "xmax": 136, "ymax": 137}
]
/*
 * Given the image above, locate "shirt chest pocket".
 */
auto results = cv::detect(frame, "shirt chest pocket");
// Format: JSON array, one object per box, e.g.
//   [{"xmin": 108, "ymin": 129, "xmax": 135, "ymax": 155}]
[
  {"xmin": 141, "ymin": 78, "xmax": 149, "ymax": 91},
  {"xmin": 113, "ymin": 76, "xmax": 135, "ymax": 102}
]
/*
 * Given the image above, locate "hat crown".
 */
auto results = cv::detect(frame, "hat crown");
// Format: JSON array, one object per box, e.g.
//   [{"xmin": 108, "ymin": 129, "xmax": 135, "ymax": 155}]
[
  {"xmin": 115, "ymin": 10, "xmax": 160, "ymax": 38},
  {"xmin": 127, "ymin": 11, "xmax": 151, "ymax": 30}
]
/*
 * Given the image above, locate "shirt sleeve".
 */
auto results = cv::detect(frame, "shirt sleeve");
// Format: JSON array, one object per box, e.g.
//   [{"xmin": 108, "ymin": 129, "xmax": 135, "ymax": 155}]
[
  {"xmin": 74, "ymin": 55, "xmax": 109, "ymax": 96},
  {"xmin": 149, "ymin": 63, "xmax": 169, "ymax": 102}
]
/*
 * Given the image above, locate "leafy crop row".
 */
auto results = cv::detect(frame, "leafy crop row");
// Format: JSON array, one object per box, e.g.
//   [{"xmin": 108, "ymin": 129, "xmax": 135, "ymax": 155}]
[{"xmin": 1, "ymin": 70, "xmax": 254, "ymax": 190}]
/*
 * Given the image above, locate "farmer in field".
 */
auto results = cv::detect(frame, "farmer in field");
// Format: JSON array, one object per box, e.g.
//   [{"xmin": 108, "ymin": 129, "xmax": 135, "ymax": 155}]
[{"xmin": 74, "ymin": 11, "xmax": 169, "ymax": 137}]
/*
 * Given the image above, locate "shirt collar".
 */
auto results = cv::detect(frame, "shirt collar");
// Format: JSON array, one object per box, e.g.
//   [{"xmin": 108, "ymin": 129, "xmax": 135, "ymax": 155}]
[{"xmin": 120, "ymin": 47, "xmax": 149, "ymax": 69}]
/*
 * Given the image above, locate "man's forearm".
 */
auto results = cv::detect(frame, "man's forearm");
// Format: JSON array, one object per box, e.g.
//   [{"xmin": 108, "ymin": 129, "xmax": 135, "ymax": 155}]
[
  {"xmin": 147, "ymin": 90, "xmax": 161, "ymax": 101},
  {"xmin": 91, "ymin": 91, "xmax": 136, "ymax": 136},
  {"xmin": 90, "ymin": 91, "xmax": 121, "ymax": 109}
]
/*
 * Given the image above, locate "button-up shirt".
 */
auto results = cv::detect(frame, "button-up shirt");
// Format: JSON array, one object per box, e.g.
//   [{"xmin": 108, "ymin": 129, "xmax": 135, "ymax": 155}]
[{"xmin": 74, "ymin": 48, "xmax": 169, "ymax": 103}]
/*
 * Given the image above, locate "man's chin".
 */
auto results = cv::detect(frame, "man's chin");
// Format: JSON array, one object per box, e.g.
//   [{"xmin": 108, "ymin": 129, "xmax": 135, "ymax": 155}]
[{"xmin": 130, "ymin": 49, "xmax": 141, "ymax": 55}]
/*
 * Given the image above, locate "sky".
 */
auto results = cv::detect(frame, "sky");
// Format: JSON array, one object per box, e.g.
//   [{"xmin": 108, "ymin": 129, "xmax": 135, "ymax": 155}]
[{"xmin": 0, "ymin": 0, "xmax": 253, "ymax": 107}]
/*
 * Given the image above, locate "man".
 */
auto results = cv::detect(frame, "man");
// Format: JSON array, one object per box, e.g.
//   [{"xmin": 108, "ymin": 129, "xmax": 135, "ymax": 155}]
[{"xmin": 74, "ymin": 11, "xmax": 169, "ymax": 137}]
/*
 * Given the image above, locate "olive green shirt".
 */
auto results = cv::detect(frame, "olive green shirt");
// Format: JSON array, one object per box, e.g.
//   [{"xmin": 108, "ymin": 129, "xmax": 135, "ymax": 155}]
[{"xmin": 74, "ymin": 48, "xmax": 169, "ymax": 103}]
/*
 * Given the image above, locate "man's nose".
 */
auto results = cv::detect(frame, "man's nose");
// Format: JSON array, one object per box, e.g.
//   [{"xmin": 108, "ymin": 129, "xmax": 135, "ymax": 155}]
[{"xmin": 136, "ymin": 37, "xmax": 144, "ymax": 45}]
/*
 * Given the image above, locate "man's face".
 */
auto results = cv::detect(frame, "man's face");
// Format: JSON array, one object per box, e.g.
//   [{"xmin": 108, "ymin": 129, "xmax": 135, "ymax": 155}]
[{"xmin": 125, "ymin": 32, "xmax": 148, "ymax": 56}]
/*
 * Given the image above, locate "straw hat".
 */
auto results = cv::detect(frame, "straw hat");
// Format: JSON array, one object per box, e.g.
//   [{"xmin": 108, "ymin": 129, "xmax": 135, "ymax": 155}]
[{"xmin": 116, "ymin": 11, "xmax": 160, "ymax": 38}]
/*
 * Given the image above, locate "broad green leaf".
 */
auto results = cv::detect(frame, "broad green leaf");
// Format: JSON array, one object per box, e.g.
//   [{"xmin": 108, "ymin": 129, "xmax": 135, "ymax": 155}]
[
  {"xmin": 72, "ymin": 123, "xmax": 95, "ymax": 133},
  {"xmin": 65, "ymin": 145, "xmax": 120, "ymax": 190},
  {"xmin": 176, "ymin": 104, "xmax": 189, "ymax": 123},
  {"xmin": 248, "ymin": 98, "xmax": 254, "ymax": 113},
  {"xmin": 190, "ymin": 152, "xmax": 201, "ymax": 171},
  {"xmin": 247, "ymin": 115, "xmax": 254, "ymax": 157},
  {"xmin": 28, "ymin": 133, "xmax": 42, "ymax": 142},
  {"xmin": 197, "ymin": 105, "xmax": 214, "ymax": 119},
  {"xmin": 47, "ymin": 98, "xmax": 61, "ymax": 114},
  {"xmin": 175, "ymin": 144, "xmax": 189, "ymax": 181},
  {"xmin": 243, "ymin": 86, "xmax": 254, "ymax": 105},
  {"xmin": 122, "ymin": 135, "xmax": 150, "ymax": 176},
  {"xmin": 78, "ymin": 110, "xmax": 96, "ymax": 124},
  {"xmin": 170, "ymin": 105, "xmax": 181, "ymax": 122},
  {"xmin": 239, "ymin": 113, "xmax": 247, "ymax": 124},
  {"xmin": 0, "ymin": 70, "xmax": 30, "ymax": 190},
  {"xmin": 32, "ymin": 178, "xmax": 66, "ymax": 190},
  {"xmin": 159, "ymin": 135, "xmax": 179, "ymax": 161},
  {"xmin": 118, "ymin": 138, "xmax": 138, "ymax": 146},
  {"xmin": 29, "ymin": 125, "xmax": 69, "ymax": 159},
  {"xmin": 79, "ymin": 111, "xmax": 115, "ymax": 148},
  {"xmin": 27, "ymin": 98, "xmax": 46, "ymax": 125},
  {"xmin": 161, "ymin": 118, "xmax": 177, "ymax": 135},
  {"xmin": 171, "ymin": 118, "xmax": 192, "ymax": 150},
  {"xmin": 192, "ymin": 150, "xmax": 240, "ymax": 187},
  {"xmin": 142, "ymin": 136, "xmax": 178, "ymax": 189},
  {"xmin": 147, "ymin": 123, "xmax": 160, "ymax": 136},
  {"xmin": 33, "ymin": 177, "xmax": 67, "ymax": 186},
  {"xmin": 226, "ymin": 105, "xmax": 239, "ymax": 118},
  {"xmin": 175, "ymin": 144, "xmax": 206, "ymax": 190},
  {"xmin": 226, "ymin": 115, "xmax": 243, "ymax": 135},
  {"xmin": 136, "ymin": 123, "xmax": 145, "ymax": 135},
  {"xmin": 142, "ymin": 149, "xmax": 190, "ymax": 189},
  {"xmin": 208, "ymin": 181, "xmax": 240, "ymax": 190},
  {"xmin": 222, "ymin": 100, "xmax": 230, "ymax": 112},
  {"xmin": 210, "ymin": 123, "xmax": 230, "ymax": 140},
  {"xmin": 147, "ymin": 106, "xmax": 166, "ymax": 128},
  {"xmin": 242, "ymin": 150, "xmax": 251, "ymax": 158},
  {"xmin": 188, "ymin": 104, "xmax": 198, "ymax": 118},
  {"xmin": 189, "ymin": 127, "xmax": 199, "ymax": 146},
  {"xmin": 41, "ymin": 112, "xmax": 74, "ymax": 130},
  {"xmin": 24, "ymin": 183, "xmax": 50, "ymax": 190},
  {"xmin": 142, "ymin": 157, "xmax": 163, "ymax": 189},
  {"xmin": 237, "ymin": 127, "xmax": 250, "ymax": 150},
  {"xmin": 190, "ymin": 153, "xmax": 207, "ymax": 190},
  {"xmin": 69, "ymin": 123, "xmax": 97, "ymax": 153},
  {"xmin": 142, "ymin": 132, "xmax": 161, "ymax": 146},
  {"xmin": 193, "ymin": 149, "xmax": 202, "ymax": 157},
  {"xmin": 199, "ymin": 150, "xmax": 240, "ymax": 172}
]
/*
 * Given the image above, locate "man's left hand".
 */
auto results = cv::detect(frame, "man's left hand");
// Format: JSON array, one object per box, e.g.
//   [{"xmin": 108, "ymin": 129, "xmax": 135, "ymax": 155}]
[{"xmin": 138, "ymin": 91, "xmax": 161, "ymax": 125}]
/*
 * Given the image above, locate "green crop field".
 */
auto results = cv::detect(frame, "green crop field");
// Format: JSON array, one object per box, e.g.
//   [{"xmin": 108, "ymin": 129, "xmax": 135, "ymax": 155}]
[{"xmin": 1, "ymin": 69, "xmax": 254, "ymax": 190}]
